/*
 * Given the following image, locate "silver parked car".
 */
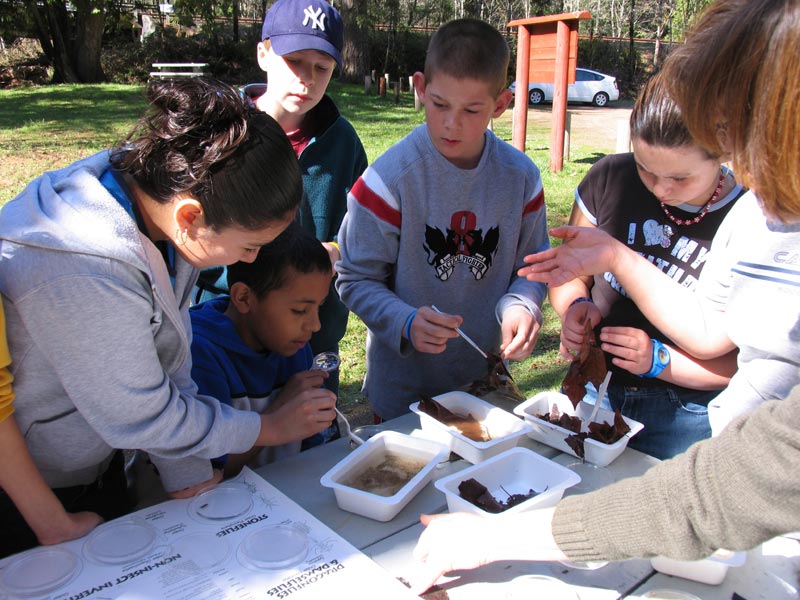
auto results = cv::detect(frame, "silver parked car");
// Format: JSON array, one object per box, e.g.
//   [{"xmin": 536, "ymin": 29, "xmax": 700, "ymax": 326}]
[{"xmin": 509, "ymin": 67, "xmax": 620, "ymax": 107}]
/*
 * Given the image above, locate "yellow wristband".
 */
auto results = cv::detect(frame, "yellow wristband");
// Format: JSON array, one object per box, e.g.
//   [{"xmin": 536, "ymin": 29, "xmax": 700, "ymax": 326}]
[{"xmin": 329, "ymin": 241, "xmax": 339, "ymax": 252}]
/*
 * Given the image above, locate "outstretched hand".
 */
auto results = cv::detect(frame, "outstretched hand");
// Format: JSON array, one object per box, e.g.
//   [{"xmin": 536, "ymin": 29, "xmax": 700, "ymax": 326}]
[
  {"xmin": 408, "ymin": 513, "xmax": 493, "ymax": 594},
  {"xmin": 519, "ymin": 227, "xmax": 623, "ymax": 287},
  {"xmin": 409, "ymin": 508, "xmax": 567, "ymax": 595}
]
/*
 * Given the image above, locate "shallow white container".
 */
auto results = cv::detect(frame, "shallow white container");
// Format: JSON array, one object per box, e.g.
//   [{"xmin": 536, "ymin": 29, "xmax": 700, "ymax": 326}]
[
  {"xmin": 513, "ymin": 391, "xmax": 644, "ymax": 467},
  {"xmin": 319, "ymin": 431, "xmax": 448, "ymax": 522},
  {"xmin": 434, "ymin": 447, "xmax": 581, "ymax": 516},
  {"xmin": 409, "ymin": 391, "xmax": 533, "ymax": 464},
  {"xmin": 650, "ymin": 549, "xmax": 746, "ymax": 585}
]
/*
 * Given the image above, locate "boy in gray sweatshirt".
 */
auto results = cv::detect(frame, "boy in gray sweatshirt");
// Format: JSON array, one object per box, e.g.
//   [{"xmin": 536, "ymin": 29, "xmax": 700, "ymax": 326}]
[{"xmin": 336, "ymin": 18, "xmax": 549, "ymax": 420}]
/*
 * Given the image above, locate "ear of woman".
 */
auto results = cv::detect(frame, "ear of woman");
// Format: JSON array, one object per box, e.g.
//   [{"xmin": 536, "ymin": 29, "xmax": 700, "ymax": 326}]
[{"xmin": 173, "ymin": 198, "xmax": 205, "ymax": 244}]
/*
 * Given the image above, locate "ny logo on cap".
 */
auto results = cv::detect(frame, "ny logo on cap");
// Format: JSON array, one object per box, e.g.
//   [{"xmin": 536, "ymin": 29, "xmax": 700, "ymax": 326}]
[{"xmin": 303, "ymin": 5, "xmax": 326, "ymax": 31}]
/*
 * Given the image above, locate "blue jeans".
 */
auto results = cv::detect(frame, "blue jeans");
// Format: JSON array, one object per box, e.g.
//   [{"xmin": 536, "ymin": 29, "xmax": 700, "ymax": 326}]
[{"xmin": 608, "ymin": 384, "xmax": 715, "ymax": 460}]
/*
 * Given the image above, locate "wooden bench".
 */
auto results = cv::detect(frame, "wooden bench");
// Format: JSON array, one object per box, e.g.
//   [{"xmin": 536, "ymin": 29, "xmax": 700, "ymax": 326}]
[{"xmin": 150, "ymin": 62, "xmax": 209, "ymax": 79}]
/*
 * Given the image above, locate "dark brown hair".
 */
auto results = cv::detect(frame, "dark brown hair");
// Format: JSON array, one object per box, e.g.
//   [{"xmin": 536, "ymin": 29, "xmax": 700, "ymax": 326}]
[
  {"xmin": 111, "ymin": 77, "xmax": 301, "ymax": 231},
  {"xmin": 424, "ymin": 18, "xmax": 509, "ymax": 96},
  {"xmin": 227, "ymin": 222, "xmax": 331, "ymax": 298},
  {"xmin": 663, "ymin": 0, "xmax": 800, "ymax": 221},
  {"xmin": 630, "ymin": 71, "xmax": 717, "ymax": 160}
]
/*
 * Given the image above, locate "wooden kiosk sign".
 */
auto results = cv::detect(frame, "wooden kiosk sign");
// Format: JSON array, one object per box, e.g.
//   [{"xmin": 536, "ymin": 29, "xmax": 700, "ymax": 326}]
[{"xmin": 508, "ymin": 11, "xmax": 591, "ymax": 172}]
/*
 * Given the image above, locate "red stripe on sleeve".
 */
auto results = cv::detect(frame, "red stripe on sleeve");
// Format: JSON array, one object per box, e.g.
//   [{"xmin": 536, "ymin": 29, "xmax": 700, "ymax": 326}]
[
  {"xmin": 522, "ymin": 188, "xmax": 545, "ymax": 216},
  {"xmin": 351, "ymin": 177, "xmax": 402, "ymax": 228}
]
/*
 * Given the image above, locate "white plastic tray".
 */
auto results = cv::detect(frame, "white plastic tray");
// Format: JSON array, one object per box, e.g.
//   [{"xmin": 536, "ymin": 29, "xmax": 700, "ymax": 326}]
[
  {"xmin": 320, "ymin": 431, "xmax": 448, "ymax": 522},
  {"xmin": 410, "ymin": 390, "xmax": 533, "ymax": 464},
  {"xmin": 650, "ymin": 549, "xmax": 746, "ymax": 585},
  {"xmin": 434, "ymin": 447, "xmax": 580, "ymax": 516},
  {"xmin": 514, "ymin": 391, "xmax": 643, "ymax": 467}
]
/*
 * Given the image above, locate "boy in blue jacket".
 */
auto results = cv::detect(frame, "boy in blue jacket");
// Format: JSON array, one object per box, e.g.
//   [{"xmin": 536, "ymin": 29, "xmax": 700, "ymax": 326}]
[
  {"xmin": 190, "ymin": 224, "xmax": 337, "ymax": 476},
  {"xmin": 196, "ymin": 0, "xmax": 367, "ymax": 414}
]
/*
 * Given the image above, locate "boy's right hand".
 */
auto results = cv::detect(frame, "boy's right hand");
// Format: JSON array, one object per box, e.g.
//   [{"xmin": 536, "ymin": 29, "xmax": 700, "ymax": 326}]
[
  {"xmin": 258, "ymin": 372, "xmax": 337, "ymax": 445},
  {"xmin": 408, "ymin": 306, "xmax": 461, "ymax": 354},
  {"xmin": 272, "ymin": 370, "xmax": 328, "ymax": 409}
]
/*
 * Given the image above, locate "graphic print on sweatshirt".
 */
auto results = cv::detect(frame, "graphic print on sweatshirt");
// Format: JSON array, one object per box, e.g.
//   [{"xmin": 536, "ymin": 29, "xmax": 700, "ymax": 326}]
[
  {"xmin": 605, "ymin": 219, "xmax": 712, "ymax": 298},
  {"xmin": 423, "ymin": 210, "xmax": 499, "ymax": 281}
]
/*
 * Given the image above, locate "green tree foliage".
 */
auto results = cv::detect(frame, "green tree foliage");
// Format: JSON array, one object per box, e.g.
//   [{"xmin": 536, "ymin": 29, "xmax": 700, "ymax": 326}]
[{"xmin": 0, "ymin": 0, "xmax": 717, "ymax": 85}]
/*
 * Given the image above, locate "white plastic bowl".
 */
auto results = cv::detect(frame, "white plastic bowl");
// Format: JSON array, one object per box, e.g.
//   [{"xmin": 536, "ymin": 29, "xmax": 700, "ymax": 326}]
[
  {"xmin": 319, "ymin": 431, "xmax": 448, "ymax": 522},
  {"xmin": 650, "ymin": 549, "xmax": 746, "ymax": 585},
  {"xmin": 409, "ymin": 391, "xmax": 533, "ymax": 464},
  {"xmin": 434, "ymin": 447, "xmax": 580, "ymax": 516},
  {"xmin": 514, "ymin": 391, "xmax": 643, "ymax": 467}
]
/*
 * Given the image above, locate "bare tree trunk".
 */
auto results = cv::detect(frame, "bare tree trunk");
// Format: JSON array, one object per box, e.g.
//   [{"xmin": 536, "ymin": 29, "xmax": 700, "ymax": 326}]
[
  {"xmin": 73, "ymin": 0, "xmax": 105, "ymax": 83},
  {"xmin": 340, "ymin": 0, "xmax": 369, "ymax": 84},
  {"xmin": 24, "ymin": 0, "xmax": 105, "ymax": 83},
  {"xmin": 43, "ymin": 2, "xmax": 79, "ymax": 83}
]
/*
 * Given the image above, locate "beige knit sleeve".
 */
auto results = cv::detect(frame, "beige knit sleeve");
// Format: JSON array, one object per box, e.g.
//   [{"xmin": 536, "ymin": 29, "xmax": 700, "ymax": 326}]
[{"xmin": 552, "ymin": 385, "xmax": 800, "ymax": 562}]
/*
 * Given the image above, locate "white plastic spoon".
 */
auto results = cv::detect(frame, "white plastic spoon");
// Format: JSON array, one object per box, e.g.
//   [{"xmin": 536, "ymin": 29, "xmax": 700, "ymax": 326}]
[
  {"xmin": 335, "ymin": 407, "xmax": 365, "ymax": 447},
  {"xmin": 588, "ymin": 371, "xmax": 612, "ymax": 425}
]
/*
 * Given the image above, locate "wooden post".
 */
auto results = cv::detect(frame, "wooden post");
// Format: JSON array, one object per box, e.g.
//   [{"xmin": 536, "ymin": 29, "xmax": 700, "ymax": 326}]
[
  {"xmin": 563, "ymin": 111, "xmax": 572, "ymax": 162},
  {"xmin": 371, "ymin": 69, "xmax": 376, "ymax": 82},
  {"xmin": 616, "ymin": 119, "xmax": 631, "ymax": 153},
  {"xmin": 384, "ymin": 73, "xmax": 390, "ymax": 93},
  {"xmin": 378, "ymin": 76, "xmax": 386, "ymax": 97},
  {"xmin": 509, "ymin": 12, "xmax": 591, "ymax": 162},
  {"xmin": 394, "ymin": 81, "xmax": 400, "ymax": 104},
  {"xmin": 364, "ymin": 74, "xmax": 371, "ymax": 94},
  {"xmin": 408, "ymin": 75, "xmax": 413, "ymax": 94},
  {"xmin": 512, "ymin": 25, "xmax": 531, "ymax": 152},
  {"xmin": 549, "ymin": 19, "xmax": 570, "ymax": 173}
]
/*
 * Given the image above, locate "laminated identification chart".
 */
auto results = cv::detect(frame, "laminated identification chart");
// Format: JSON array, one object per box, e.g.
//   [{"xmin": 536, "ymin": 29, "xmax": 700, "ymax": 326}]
[{"xmin": 0, "ymin": 468, "xmax": 418, "ymax": 600}]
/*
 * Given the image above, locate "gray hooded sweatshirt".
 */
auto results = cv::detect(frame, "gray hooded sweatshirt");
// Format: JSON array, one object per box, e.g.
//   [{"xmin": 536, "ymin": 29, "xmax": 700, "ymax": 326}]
[{"xmin": 0, "ymin": 152, "xmax": 261, "ymax": 492}]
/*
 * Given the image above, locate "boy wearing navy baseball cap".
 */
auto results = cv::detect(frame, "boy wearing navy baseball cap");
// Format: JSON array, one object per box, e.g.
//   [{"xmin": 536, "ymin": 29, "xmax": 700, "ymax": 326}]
[
  {"xmin": 194, "ymin": 0, "xmax": 367, "ymax": 446},
  {"xmin": 260, "ymin": 0, "xmax": 344, "ymax": 70}
]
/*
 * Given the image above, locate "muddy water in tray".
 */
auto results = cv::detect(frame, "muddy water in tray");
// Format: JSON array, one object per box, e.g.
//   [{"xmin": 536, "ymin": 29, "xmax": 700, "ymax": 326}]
[{"xmin": 342, "ymin": 452, "xmax": 428, "ymax": 497}]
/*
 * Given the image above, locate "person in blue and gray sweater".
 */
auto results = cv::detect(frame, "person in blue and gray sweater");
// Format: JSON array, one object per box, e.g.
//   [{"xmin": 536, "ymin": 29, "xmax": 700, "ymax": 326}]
[
  {"xmin": 0, "ymin": 78, "xmax": 307, "ymax": 520},
  {"xmin": 190, "ymin": 223, "xmax": 336, "ymax": 476},
  {"xmin": 336, "ymin": 19, "xmax": 550, "ymax": 421}
]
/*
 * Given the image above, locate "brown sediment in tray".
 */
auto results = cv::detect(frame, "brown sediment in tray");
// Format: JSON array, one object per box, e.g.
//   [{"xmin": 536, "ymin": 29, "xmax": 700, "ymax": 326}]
[
  {"xmin": 467, "ymin": 352, "xmax": 525, "ymax": 403},
  {"xmin": 418, "ymin": 395, "xmax": 490, "ymax": 442},
  {"xmin": 535, "ymin": 403, "xmax": 582, "ymax": 433},
  {"xmin": 341, "ymin": 452, "xmax": 428, "ymax": 497},
  {"xmin": 457, "ymin": 477, "xmax": 540, "ymax": 513},
  {"xmin": 534, "ymin": 404, "xmax": 631, "ymax": 459}
]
